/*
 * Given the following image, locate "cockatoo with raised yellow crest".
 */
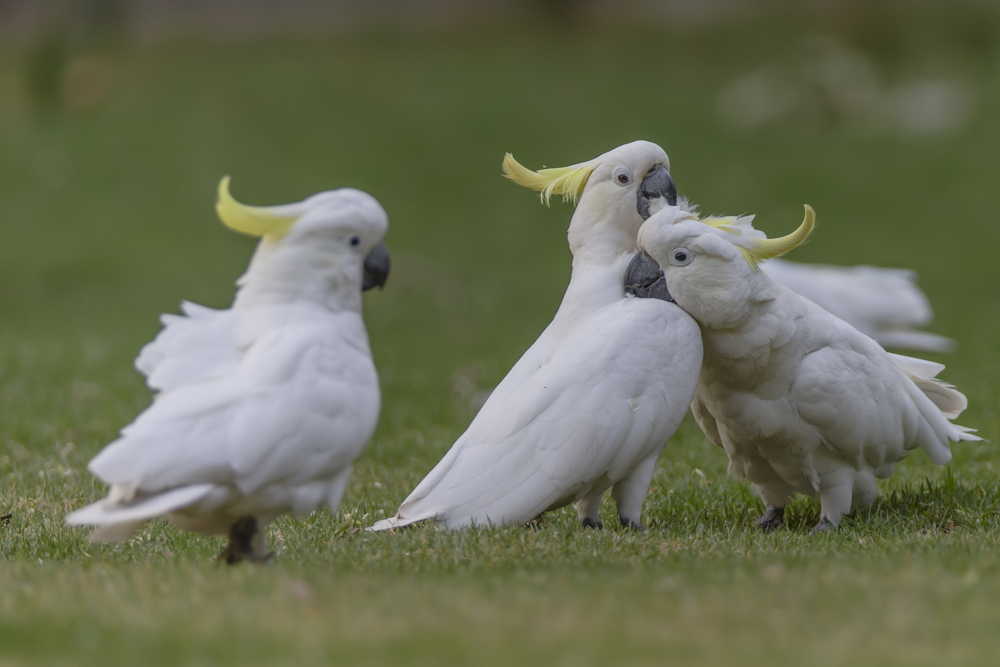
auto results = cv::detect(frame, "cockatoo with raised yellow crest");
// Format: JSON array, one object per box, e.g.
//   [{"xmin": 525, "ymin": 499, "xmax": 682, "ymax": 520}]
[
  {"xmin": 371, "ymin": 140, "xmax": 703, "ymax": 531},
  {"xmin": 66, "ymin": 177, "xmax": 391, "ymax": 562},
  {"xmin": 627, "ymin": 203, "xmax": 979, "ymax": 532}
]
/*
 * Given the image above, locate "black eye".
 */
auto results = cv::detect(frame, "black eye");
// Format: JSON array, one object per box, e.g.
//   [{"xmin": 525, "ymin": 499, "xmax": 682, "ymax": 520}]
[
  {"xmin": 617, "ymin": 173, "xmax": 630, "ymax": 184},
  {"xmin": 673, "ymin": 250, "xmax": 688, "ymax": 262},
  {"xmin": 350, "ymin": 236, "xmax": 360, "ymax": 247}
]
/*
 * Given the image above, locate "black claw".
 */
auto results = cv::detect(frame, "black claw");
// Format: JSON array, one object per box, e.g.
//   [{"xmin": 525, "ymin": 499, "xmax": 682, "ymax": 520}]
[
  {"xmin": 810, "ymin": 517, "xmax": 836, "ymax": 535},
  {"xmin": 619, "ymin": 516, "xmax": 647, "ymax": 532},
  {"xmin": 218, "ymin": 516, "xmax": 270, "ymax": 565},
  {"xmin": 756, "ymin": 506, "xmax": 785, "ymax": 533},
  {"xmin": 581, "ymin": 518, "xmax": 604, "ymax": 530}
]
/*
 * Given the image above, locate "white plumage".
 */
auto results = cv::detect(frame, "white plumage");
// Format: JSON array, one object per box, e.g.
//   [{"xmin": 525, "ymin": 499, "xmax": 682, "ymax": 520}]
[
  {"xmin": 762, "ymin": 258, "xmax": 953, "ymax": 353},
  {"xmin": 371, "ymin": 141, "xmax": 702, "ymax": 531},
  {"xmin": 67, "ymin": 179, "xmax": 390, "ymax": 560},
  {"xmin": 633, "ymin": 204, "xmax": 978, "ymax": 532}
]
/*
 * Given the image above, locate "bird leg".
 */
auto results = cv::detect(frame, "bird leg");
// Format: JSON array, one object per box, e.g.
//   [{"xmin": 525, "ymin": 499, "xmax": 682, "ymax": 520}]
[
  {"xmin": 810, "ymin": 516, "xmax": 836, "ymax": 534},
  {"xmin": 756, "ymin": 506, "xmax": 785, "ymax": 532},
  {"xmin": 619, "ymin": 516, "xmax": 647, "ymax": 532},
  {"xmin": 218, "ymin": 516, "xmax": 272, "ymax": 565},
  {"xmin": 576, "ymin": 495, "xmax": 604, "ymax": 530},
  {"xmin": 610, "ymin": 454, "xmax": 656, "ymax": 534},
  {"xmin": 813, "ymin": 482, "xmax": 849, "ymax": 535}
]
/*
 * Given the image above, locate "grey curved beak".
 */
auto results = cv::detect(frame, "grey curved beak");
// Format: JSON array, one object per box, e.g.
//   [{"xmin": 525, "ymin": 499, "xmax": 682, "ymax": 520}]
[
  {"xmin": 636, "ymin": 165, "xmax": 677, "ymax": 220},
  {"xmin": 362, "ymin": 242, "xmax": 390, "ymax": 291},
  {"xmin": 624, "ymin": 251, "xmax": 672, "ymax": 302}
]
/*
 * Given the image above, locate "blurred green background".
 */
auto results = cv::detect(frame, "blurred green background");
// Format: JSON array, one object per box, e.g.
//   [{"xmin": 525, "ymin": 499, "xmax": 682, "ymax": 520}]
[
  {"xmin": 2, "ymin": 0, "xmax": 998, "ymax": 434},
  {"xmin": 2, "ymin": 1, "xmax": 1000, "ymax": 665}
]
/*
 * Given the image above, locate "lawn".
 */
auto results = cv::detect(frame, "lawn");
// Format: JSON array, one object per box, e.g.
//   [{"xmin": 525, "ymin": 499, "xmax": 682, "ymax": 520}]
[{"xmin": 2, "ymin": 5, "xmax": 1000, "ymax": 665}]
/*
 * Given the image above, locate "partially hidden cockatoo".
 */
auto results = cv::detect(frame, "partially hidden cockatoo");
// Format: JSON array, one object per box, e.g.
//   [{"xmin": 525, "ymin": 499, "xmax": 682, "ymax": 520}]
[
  {"xmin": 370, "ymin": 140, "xmax": 703, "ymax": 531},
  {"xmin": 627, "ymin": 203, "xmax": 979, "ymax": 532},
  {"xmin": 66, "ymin": 177, "xmax": 391, "ymax": 562},
  {"xmin": 763, "ymin": 258, "xmax": 953, "ymax": 353}
]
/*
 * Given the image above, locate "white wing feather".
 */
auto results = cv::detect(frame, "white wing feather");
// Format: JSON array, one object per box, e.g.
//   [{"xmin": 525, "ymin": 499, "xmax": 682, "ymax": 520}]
[{"xmin": 76, "ymin": 303, "xmax": 379, "ymax": 539}]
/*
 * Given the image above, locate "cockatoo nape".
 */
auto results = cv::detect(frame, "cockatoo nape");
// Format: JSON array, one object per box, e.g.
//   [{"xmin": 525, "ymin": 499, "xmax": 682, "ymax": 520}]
[
  {"xmin": 371, "ymin": 141, "xmax": 702, "ymax": 532},
  {"xmin": 67, "ymin": 177, "xmax": 390, "ymax": 562},
  {"xmin": 628, "ymin": 203, "xmax": 979, "ymax": 532}
]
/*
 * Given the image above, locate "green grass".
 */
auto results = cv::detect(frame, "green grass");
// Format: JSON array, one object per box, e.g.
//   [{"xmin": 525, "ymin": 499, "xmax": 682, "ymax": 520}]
[{"xmin": 3, "ymin": 5, "xmax": 1000, "ymax": 665}]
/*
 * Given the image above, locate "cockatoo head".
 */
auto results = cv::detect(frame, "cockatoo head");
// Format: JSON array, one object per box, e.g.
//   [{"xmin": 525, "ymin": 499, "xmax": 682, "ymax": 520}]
[
  {"xmin": 628, "ymin": 204, "xmax": 815, "ymax": 328},
  {"xmin": 502, "ymin": 141, "xmax": 675, "ymax": 260},
  {"xmin": 216, "ymin": 177, "xmax": 391, "ymax": 307}
]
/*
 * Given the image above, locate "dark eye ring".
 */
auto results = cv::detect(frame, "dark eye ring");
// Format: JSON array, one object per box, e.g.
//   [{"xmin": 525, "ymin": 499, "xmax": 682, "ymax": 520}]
[
  {"xmin": 617, "ymin": 173, "xmax": 630, "ymax": 184},
  {"xmin": 350, "ymin": 236, "xmax": 360, "ymax": 247}
]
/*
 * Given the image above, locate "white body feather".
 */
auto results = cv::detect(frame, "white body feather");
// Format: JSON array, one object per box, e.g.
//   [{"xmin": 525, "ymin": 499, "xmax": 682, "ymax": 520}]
[
  {"xmin": 68, "ymin": 302, "xmax": 379, "ymax": 540},
  {"xmin": 371, "ymin": 255, "xmax": 701, "ymax": 530}
]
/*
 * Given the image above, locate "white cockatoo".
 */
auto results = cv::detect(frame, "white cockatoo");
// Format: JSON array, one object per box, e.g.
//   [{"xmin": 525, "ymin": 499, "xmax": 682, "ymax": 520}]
[
  {"xmin": 763, "ymin": 258, "xmax": 953, "ymax": 353},
  {"xmin": 66, "ymin": 177, "xmax": 391, "ymax": 562},
  {"xmin": 371, "ymin": 141, "xmax": 703, "ymax": 531},
  {"xmin": 627, "ymin": 203, "xmax": 979, "ymax": 532}
]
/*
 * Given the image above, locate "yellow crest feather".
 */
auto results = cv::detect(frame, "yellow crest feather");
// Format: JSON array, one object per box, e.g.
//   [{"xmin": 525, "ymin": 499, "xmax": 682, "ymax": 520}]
[
  {"xmin": 743, "ymin": 205, "xmax": 816, "ymax": 268},
  {"xmin": 701, "ymin": 216, "xmax": 742, "ymax": 234},
  {"xmin": 215, "ymin": 176, "xmax": 296, "ymax": 238},
  {"xmin": 502, "ymin": 153, "xmax": 596, "ymax": 206}
]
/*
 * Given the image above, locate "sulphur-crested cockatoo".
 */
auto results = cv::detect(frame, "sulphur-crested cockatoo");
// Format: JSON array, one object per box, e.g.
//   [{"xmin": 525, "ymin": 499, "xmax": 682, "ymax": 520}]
[
  {"xmin": 371, "ymin": 140, "xmax": 702, "ymax": 531},
  {"xmin": 66, "ymin": 177, "xmax": 390, "ymax": 562},
  {"xmin": 627, "ymin": 203, "xmax": 979, "ymax": 532},
  {"xmin": 763, "ymin": 258, "xmax": 953, "ymax": 353}
]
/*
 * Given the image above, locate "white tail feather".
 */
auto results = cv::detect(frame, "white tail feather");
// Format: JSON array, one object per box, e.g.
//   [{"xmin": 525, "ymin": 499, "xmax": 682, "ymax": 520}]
[
  {"xmin": 891, "ymin": 353, "xmax": 969, "ymax": 420},
  {"xmin": 368, "ymin": 516, "xmax": 423, "ymax": 532},
  {"xmin": 66, "ymin": 484, "xmax": 216, "ymax": 543},
  {"xmin": 888, "ymin": 353, "xmax": 983, "ymax": 446},
  {"xmin": 876, "ymin": 331, "xmax": 956, "ymax": 354}
]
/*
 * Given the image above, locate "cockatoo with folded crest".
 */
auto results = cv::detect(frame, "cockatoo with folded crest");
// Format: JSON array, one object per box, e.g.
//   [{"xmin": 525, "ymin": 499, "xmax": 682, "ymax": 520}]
[
  {"xmin": 627, "ymin": 203, "xmax": 979, "ymax": 532},
  {"xmin": 371, "ymin": 140, "xmax": 703, "ymax": 531},
  {"xmin": 66, "ymin": 178, "xmax": 391, "ymax": 562}
]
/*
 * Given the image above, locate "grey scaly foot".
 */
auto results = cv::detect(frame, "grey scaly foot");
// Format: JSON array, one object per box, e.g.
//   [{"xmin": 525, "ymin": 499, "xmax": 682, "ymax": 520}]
[
  {"xmin": 218, "ymin": 516, "xmax": 272, "ymax": 565},
  {"xmin": 581, "ymin": 518, "xmax": 604, "ymax": 530},
  {"xmin": 756, "ymin": 506, "xmax": 785, "ymax": 533},
  {"xmin": 810, "ymin": 516, "xmax": 836, "ymax": 535},
  {"xmin": 619, "ymin": 516, "xmax": 646, "ymax": 532}
]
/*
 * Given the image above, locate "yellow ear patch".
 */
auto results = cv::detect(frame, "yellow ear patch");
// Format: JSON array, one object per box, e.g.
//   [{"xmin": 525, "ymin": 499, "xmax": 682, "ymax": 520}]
[
  {"xmin": 743, "ymin": 205, "xmax": 816, "ymax": 268},
  {"xmin": 215, "ymin": 176, "xmax": 296, "ymax": 238},
  {"xmin": 502, "ymin": 153, "xmax": 597, "ymax": 206}
]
